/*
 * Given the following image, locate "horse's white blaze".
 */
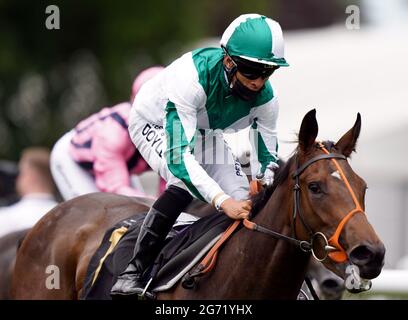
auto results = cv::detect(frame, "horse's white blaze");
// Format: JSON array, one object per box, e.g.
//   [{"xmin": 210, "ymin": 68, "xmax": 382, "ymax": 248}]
[{"xmin": 331, "ymin": 171, "xmax": 342, "ymax": 180}]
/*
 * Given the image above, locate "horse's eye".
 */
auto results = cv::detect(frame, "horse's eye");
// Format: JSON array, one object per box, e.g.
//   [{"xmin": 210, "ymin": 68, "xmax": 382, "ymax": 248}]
[{"xmin": 308, "ymin": 182, "xmax": 321, "ymax": 194}]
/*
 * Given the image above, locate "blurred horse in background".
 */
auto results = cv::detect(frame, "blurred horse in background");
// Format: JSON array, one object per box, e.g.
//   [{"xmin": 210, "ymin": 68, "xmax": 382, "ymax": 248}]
[
  {"xmin": 306, "ymin": 259, "xmax": 345, "ymax": 300},
  {"xmin": 0, "ymin": 229, "xmax": 28, "ymax": 299}
]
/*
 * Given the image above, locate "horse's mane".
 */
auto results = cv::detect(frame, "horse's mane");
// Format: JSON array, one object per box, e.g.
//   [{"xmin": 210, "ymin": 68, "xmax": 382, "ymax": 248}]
[{"xmin": 250, "ymin": 140, "xmax": 336, "ymax": 217}]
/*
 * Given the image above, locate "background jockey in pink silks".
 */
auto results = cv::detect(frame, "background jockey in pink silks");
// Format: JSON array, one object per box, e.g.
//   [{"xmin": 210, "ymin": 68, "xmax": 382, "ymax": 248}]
[{"xmin": 50, "ymin": 66, "xmax": 166, "ymax": 201}]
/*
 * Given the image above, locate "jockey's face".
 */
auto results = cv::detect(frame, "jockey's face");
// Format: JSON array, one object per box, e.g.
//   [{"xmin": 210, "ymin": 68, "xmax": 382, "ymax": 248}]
[
  {"xmin": 223, "ymin": 55, "xmax": 269, "ymax": 93},
  {"xmin": 234, "ymin": 71, "xmax": 268, "ymax": 92}
]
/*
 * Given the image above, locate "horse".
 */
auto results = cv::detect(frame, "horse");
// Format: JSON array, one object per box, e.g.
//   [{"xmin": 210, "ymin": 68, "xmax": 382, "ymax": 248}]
[
  {"xmin": 0, "ymin": 228, "xmax": 29, "ymax": 299},
  {"xmin": 12, "ymin": 109, "xmax": 385, "ymax": 299},
  {"xmin": 305, "ymin": 259, "xmax": 345, "ymax": 300}
]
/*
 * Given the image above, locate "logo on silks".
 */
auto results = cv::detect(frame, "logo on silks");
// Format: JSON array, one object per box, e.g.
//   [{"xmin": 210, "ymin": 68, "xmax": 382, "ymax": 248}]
[
  {"xmin": 234, "ymin": 160, "xmax": 243, "ymax": 177},
  {"xmin": 142, "ymin": 123, "xmax": 164, "ymax": 158}
]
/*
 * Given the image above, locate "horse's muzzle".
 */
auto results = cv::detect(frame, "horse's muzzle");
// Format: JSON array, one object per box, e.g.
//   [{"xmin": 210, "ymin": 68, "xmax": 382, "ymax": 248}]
[{"xmin": 349, "ymin": 243, "xmax": 386, "ymax": 279}]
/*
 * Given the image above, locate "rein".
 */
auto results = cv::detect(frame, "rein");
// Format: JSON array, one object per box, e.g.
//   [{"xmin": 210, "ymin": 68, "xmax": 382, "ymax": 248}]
[{"xmin": 243, "ymin": 219, "xmax": 311, "ymax": 252}]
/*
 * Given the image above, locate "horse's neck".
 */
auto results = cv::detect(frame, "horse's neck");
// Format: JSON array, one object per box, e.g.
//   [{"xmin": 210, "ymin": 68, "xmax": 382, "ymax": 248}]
[
  {"xmin": 209, "ymin": 184, "xmax": 310, "ymax": 299},
  {"xmin": 249, "ymin": 186, "xmax": 310, "ymax": 297}
]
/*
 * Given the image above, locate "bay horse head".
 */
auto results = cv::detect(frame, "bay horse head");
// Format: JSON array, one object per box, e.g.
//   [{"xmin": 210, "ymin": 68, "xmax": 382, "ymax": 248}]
[{"xmin": 286, "ymin": 109, "xmax": 384, "ymax": 291}]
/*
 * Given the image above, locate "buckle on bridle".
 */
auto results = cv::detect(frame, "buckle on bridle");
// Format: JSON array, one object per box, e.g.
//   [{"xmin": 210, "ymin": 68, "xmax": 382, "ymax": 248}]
[{"xmin": 299, "ymin": 240, "xmax": 312, "ymax": 253}]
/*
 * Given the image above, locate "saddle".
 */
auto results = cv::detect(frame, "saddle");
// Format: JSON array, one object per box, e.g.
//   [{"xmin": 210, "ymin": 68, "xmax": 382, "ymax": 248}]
[{"xmin": 80, "ymin": 211, "xmax": 233, "ymax": 300}]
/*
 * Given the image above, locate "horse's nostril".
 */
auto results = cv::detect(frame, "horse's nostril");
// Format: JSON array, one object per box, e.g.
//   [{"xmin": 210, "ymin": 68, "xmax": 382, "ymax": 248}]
[
  {"xmin": 350, "ymin": 245, "xmax": 374, "ymax": 265},
  {"xmin": 349, "ymin": 244, "xmax": 385, "ymax": 279}
]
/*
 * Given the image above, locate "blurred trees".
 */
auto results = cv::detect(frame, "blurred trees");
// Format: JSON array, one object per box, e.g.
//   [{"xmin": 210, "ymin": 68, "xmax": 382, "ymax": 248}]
[{"xmin": 0, "ymin": 0, "xmax": 348, "ymax": 160}]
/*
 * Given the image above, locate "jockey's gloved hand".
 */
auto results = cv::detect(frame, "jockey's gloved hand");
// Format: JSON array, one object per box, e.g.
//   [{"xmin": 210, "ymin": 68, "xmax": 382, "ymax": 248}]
[{"xmin": 256, "ymin": 162, "xmax": 279, "ymax": 186}]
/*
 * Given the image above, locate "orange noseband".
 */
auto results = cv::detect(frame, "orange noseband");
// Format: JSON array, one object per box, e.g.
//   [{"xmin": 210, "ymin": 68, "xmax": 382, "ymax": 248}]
[{"xmin": 318, "ymin": 142, "xmax": 365, "ymax": 263}]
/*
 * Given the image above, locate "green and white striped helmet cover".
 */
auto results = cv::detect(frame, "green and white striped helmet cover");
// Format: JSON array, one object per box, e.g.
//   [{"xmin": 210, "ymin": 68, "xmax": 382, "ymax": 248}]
[{"xmin": 220, "ymin": 14, "xmax": 289, "ymax": 67}]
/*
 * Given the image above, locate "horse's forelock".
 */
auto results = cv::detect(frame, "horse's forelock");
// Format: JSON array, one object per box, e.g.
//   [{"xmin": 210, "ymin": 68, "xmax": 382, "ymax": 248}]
[{"xmin": 321, "ymin": 140, "xmax": 336, "ymax": 152}]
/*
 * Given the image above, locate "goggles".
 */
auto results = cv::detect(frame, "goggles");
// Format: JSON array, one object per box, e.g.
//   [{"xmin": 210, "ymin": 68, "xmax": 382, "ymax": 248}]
[
  {"xmin": 222, "ymin": 45, "xmax": 279, "ymax": 80},
  {"xmin": 233, "ymin": 56, "xmax": 279, "ymax": 80}
]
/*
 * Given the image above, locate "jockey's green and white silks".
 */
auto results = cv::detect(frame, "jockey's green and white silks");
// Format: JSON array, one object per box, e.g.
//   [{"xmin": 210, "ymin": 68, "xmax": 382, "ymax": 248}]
[{"xmin": 129, "ymin": 48, "xmax": 279, "ymax": 204}]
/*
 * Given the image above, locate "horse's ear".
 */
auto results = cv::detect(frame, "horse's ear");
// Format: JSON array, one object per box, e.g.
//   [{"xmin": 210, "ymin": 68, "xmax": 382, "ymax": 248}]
[
  {"xmin": 335, "ymin": 113, "xmax": 361, "ymax": 157},
  {"xmin": 299, "ymin": 109, "xmax": 318, "ymax": 152}
]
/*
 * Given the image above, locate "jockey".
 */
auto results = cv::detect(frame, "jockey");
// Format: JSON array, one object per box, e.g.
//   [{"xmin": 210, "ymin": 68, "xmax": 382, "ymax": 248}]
[
  {"xmin": 111, "ymin": 14, "xmax": 289, "ymax": 298},
  {"xmin": 50, "ymin": 66, "xmax": 166, "ymax": 201}
]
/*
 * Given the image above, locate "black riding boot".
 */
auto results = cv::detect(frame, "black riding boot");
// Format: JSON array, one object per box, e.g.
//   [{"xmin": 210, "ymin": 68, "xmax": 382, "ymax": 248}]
[
  {"xmin": 110, "ymin": 185, "xmax": 193, "ymax": 299},
  {"xmin": 110, "ymin": 207, "xmax": 176, "ymax": 298}
]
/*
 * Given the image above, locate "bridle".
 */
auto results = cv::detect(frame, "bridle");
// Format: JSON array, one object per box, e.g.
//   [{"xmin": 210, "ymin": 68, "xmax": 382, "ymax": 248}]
[{"xmin": 244, "ymin": 142, "xmax": 366, "ymax": 263}]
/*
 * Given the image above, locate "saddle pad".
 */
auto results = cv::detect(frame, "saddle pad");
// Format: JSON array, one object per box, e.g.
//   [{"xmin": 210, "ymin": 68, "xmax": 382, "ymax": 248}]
[
  {"xmin": 80, "ymin": 215, "xmax": 144, "ymax": 299},
  {"xmin": 81, "ymin": 212, "xmax": 233, "ymax": 299},
  {"xmin": 149, "ymin": 213, "xmax": 232, "ymax": 292}
]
